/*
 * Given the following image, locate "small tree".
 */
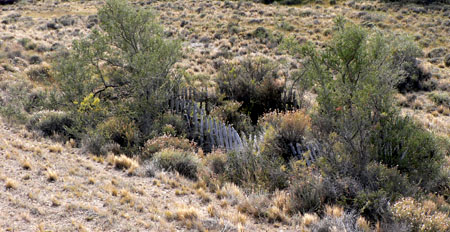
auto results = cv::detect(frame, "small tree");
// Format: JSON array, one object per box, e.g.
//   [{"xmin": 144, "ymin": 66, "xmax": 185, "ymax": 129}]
[
  {"xmin": 54, "ymin": 0, "xmax": 181, "ymax": 139},
  {"xmin": 285, "ymin": 17, "xmax": 440, "ymax": 178}
]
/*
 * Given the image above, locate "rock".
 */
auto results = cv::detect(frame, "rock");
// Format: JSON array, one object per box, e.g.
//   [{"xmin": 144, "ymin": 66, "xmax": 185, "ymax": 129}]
[
  {"xmin": 444, "ymin": 54, "xmax": 450, "ymax": 67},
  {"xmin": 427, "ymin": 47, "xmax": 448, "ymax": 58}
]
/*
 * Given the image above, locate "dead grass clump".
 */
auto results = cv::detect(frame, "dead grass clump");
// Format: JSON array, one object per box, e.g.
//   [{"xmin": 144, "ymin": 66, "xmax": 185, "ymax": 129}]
[
  {"xmin": 48, "ymin": 145, "xmax": 63, "ymax": 153},
  {"xmin": 166, "ymin": 204, "xmax": 201, "ymax": 229},
  {"xmin": 46, "ymin": 169, "xmax": 58, "ymax": 182},
  {"xmin": 107, "ymin": 154, "xmax": 139, "ymax": 175},
  {"xmin": 21, "ymin": 159, "xmax": 32, "ymax": 170},
  {"xmin": 325, "ymin": 205, "xmax": 344, "ymax": 218},
  {"xmin": 5, "ymin": 178, "xmax": 18, "ymax": 190},
  {"xmin": 302, "ymin": 213, "xmax": 319, "ymax": 227}
]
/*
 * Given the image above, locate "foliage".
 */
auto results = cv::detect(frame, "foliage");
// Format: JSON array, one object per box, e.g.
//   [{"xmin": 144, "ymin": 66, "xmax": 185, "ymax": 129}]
[
  {"xmin": 370, "ymin": 116, "xmax": 444, "ymax": 189},
  {"xmin": 53, "ymin": 0, "xmax": 181, "ymax": 144},
  {"xmin": 224, "ymin": 147, "xmax": 289, "ymax": 192},
  {"xmin": 153, "ymin": 148, "xmax": 200, "ymax": 180},
  {"xmin": 392, "ymin": 197, "xmax": 450, "ymax": 232},
  {"xmin": 261, "ymin": 0, "xmax": 304, "ymax": 5},
  {"xmin": 142, "ymin": 135, "xmax": 195, "ymax": 160},
  {"xmin": 259, "ymin": 110, "xmax": 311, "ymax": 161},
  {"xmin": 210, "ymin": 101, "xmax": 254, "ymax": 134},
  {"xmin": 216, "ymin": 56, "xmax": 287, "ymax": 124},
  {"xmin": 27, "ymin": 110, "xmax": 73, "ymax": 137},
  {"xmin": 283, "ymin": 17, "xmax": 447, "ymax": 223},
  {"xmin": 429, "ymin": 91, "xmax": 450, "ymax": 108}
]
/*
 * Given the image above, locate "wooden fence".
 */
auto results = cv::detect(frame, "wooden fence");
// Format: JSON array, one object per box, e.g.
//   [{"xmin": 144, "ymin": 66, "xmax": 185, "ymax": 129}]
[{"xmin": 168, "ymin": 87, "xmax": 320, "ymax": 164}]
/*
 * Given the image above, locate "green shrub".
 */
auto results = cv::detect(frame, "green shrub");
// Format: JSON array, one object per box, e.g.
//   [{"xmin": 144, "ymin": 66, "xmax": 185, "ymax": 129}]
[
  {"xmin": 53, "ymin": 0, "xmax": 181, "ymax": 142},
  {"xmin": 225, "ymin": 147, "xmax": 288, "ymax": 192},
  {"xmin": 260, "ymin": 110, "xmax": 311, "ymax": 161},
  {"xmin": 210, "ymin": 101, "xmax": 254, "ymax": 134},
  {"xmin": 216, "ymin": 57, "xmax": 287, "ymax": 124},
  {"xmin": 371, "ymin": 116, "xmax": 444, "ymax": 189},
  {"xmin": 27, "ymin": 110, "xmax": 73, "ymax": 137},
  {"xmin": 142, "ymin": 135, "xmax": 195, "ymax": 160},
  {"xmin": 205, "ymin": 150, "xmax": 228, "ymax": 175},
  {"xmin": 149, "ymin": 112, "xmax": 188, "ymax": 138},
  {"xmin": 26, "ymin": 64, "xmax": 52, "ymax": 83},
  {"xmin": 429, "ymin": 91, "xmax": 450, "ymax": 107},
  {"xmin": 153, "ymin": 149, "xmax": 200, "ymax": 180}
]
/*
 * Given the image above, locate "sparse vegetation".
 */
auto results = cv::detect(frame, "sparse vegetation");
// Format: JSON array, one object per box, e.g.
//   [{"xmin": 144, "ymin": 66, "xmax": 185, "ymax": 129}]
[{"xmin": 0, "ymin": 0, "xmax": 449, "ymax": 231}]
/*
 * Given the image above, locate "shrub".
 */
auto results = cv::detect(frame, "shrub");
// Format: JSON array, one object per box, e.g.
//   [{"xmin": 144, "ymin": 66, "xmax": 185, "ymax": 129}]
[
  {"xmin": 97, "ymin": 117, "xmax": 138, "ymax": 149},
  {"xmin": 260, "ymin": 110, "xmax": 311, "ymax": 161},
  {"xmin": 148, "ymin": 112, "xmax": 188, "ymax": 138},
  {"xmin": 288, "ymin": 170, "xmax": 325, "ymax": 214},
  {"xmin": 392, "ymin": 197, "xmax": 450, "ymax": 232},
  {"xmin": 225, "ymin": 147, "xmax": 289, "ymax": 192},
  {"xmin": 142, "ymin": 135, "xmax": 195, "ymax": 160},
  {"xmin": 216, "ymin": 57, "xmax": 287, "ymax": 124},
  {"xmin": 205, "ymin": 150, "xmax": 227, "ymax": 175},
  {"xmin": 370, "ymin": 116, "xmax": 444, "ymax": 189},
  {"xmin": 210, "ymin": 101, "xmax": 254, "ymax": 134},
  {"xmin": 26, "ymin": 64, "xmax": 52, "ymax": 83},
  {"xmin": 53, "ymin": 0, "xmax": 181, "ymax": 143},
  {"xmin": 429, "ymin": 91, "xmax": 450, "ymax": 108},
  {"xmin": 83, "ymin": 133, "xmax": 108, "ymax": 155},
  {"xmin": 310, "ymin": 211, "xmax": 366, "ymax": 232},
  {"xmin": 153, "ymin": 149, "xmax": 200, "ymax": 180},
  {"xmin": 27, "ymin": 110, "xmax": 73, "ymax": 137}
]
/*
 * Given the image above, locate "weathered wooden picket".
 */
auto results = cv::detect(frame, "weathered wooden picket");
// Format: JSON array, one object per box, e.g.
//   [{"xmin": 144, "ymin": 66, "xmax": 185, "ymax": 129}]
[
  {"xmin": 168, "ymin": 87, "xmax": 320, "ymax": 164},
  {"xmin": 169, "ymin": 92, "xmax": 244, "ymax": 152}
]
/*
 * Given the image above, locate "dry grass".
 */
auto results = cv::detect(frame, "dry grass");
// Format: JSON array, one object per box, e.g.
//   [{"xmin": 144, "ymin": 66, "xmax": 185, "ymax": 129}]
[
  {"xmin": 46, "ymin": 169, "xmax": 58, "ymax": 182},
  {"xmin": 21, "ymin": 159, "xmax": 31, "ymax": 170},
  {"xmin": 5, "ymin": 178, "xmax": 18, "ymax": 190},
  {"xmin": 48, "ymin": 145, "xmax": 63, "ymax": 153},
  {"xmin": 106, "ymin": 154, "xmax": 139, "ymax": 175},
  {"xmin": 325, "ymin": 205, "xmax": 344, "ymax": 218},
  {"xmin": 357, "ymin": 216, "xmax": 371, "ymax": 232},
  {"xmin": 302, "ymin": 213, "xmax": 319, "ymax": 227}
]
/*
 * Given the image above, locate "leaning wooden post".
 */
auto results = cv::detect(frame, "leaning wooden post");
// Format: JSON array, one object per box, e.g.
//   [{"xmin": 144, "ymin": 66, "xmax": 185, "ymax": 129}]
[{"xmin": 199, "ymin": 111, "xmax": 204, "ymax": 146}]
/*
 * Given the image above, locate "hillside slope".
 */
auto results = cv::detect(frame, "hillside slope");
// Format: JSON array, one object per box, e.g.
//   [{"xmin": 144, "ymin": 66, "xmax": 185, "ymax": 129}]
[{"xmin": 0, "ymin": 120, "xmax": 295, "ymax": 231}]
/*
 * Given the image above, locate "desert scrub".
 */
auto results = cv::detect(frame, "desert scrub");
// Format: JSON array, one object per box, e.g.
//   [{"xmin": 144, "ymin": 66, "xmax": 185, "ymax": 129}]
[
  {"xmin": 142, "ymin": 135, "xmax": 195, "ymax": 160},
  {"xmin": 428, "ymin": 91, "xmax": 450, "ymax": 108},
  {"xmin": 259, "ymin": 110, "xmax": 311, "ymax": 161},
  {"xmin": 153, "ymin": 149, "xmax": 200, "ymax": 180},
  {"xmin": 53, "ymin": 0, "xmax": 181, "ymax": 150},
  {"xmin": 224, "ymin": 147, "xmax": 288, "ymax": 192},
  {"xmin": 26, "ymin": 64, "xmax": 52, "ymax": 83},
  {"xmin": 27, "ymin": 110, "xmax": 73, "ymax": 137},
  {"xmin": 216, "ymin": 56, "xmax": 288, "ymax": 124},
  {"xmin": 392, "ymin": 197, "xmax": 450, "ymax": 232}
]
